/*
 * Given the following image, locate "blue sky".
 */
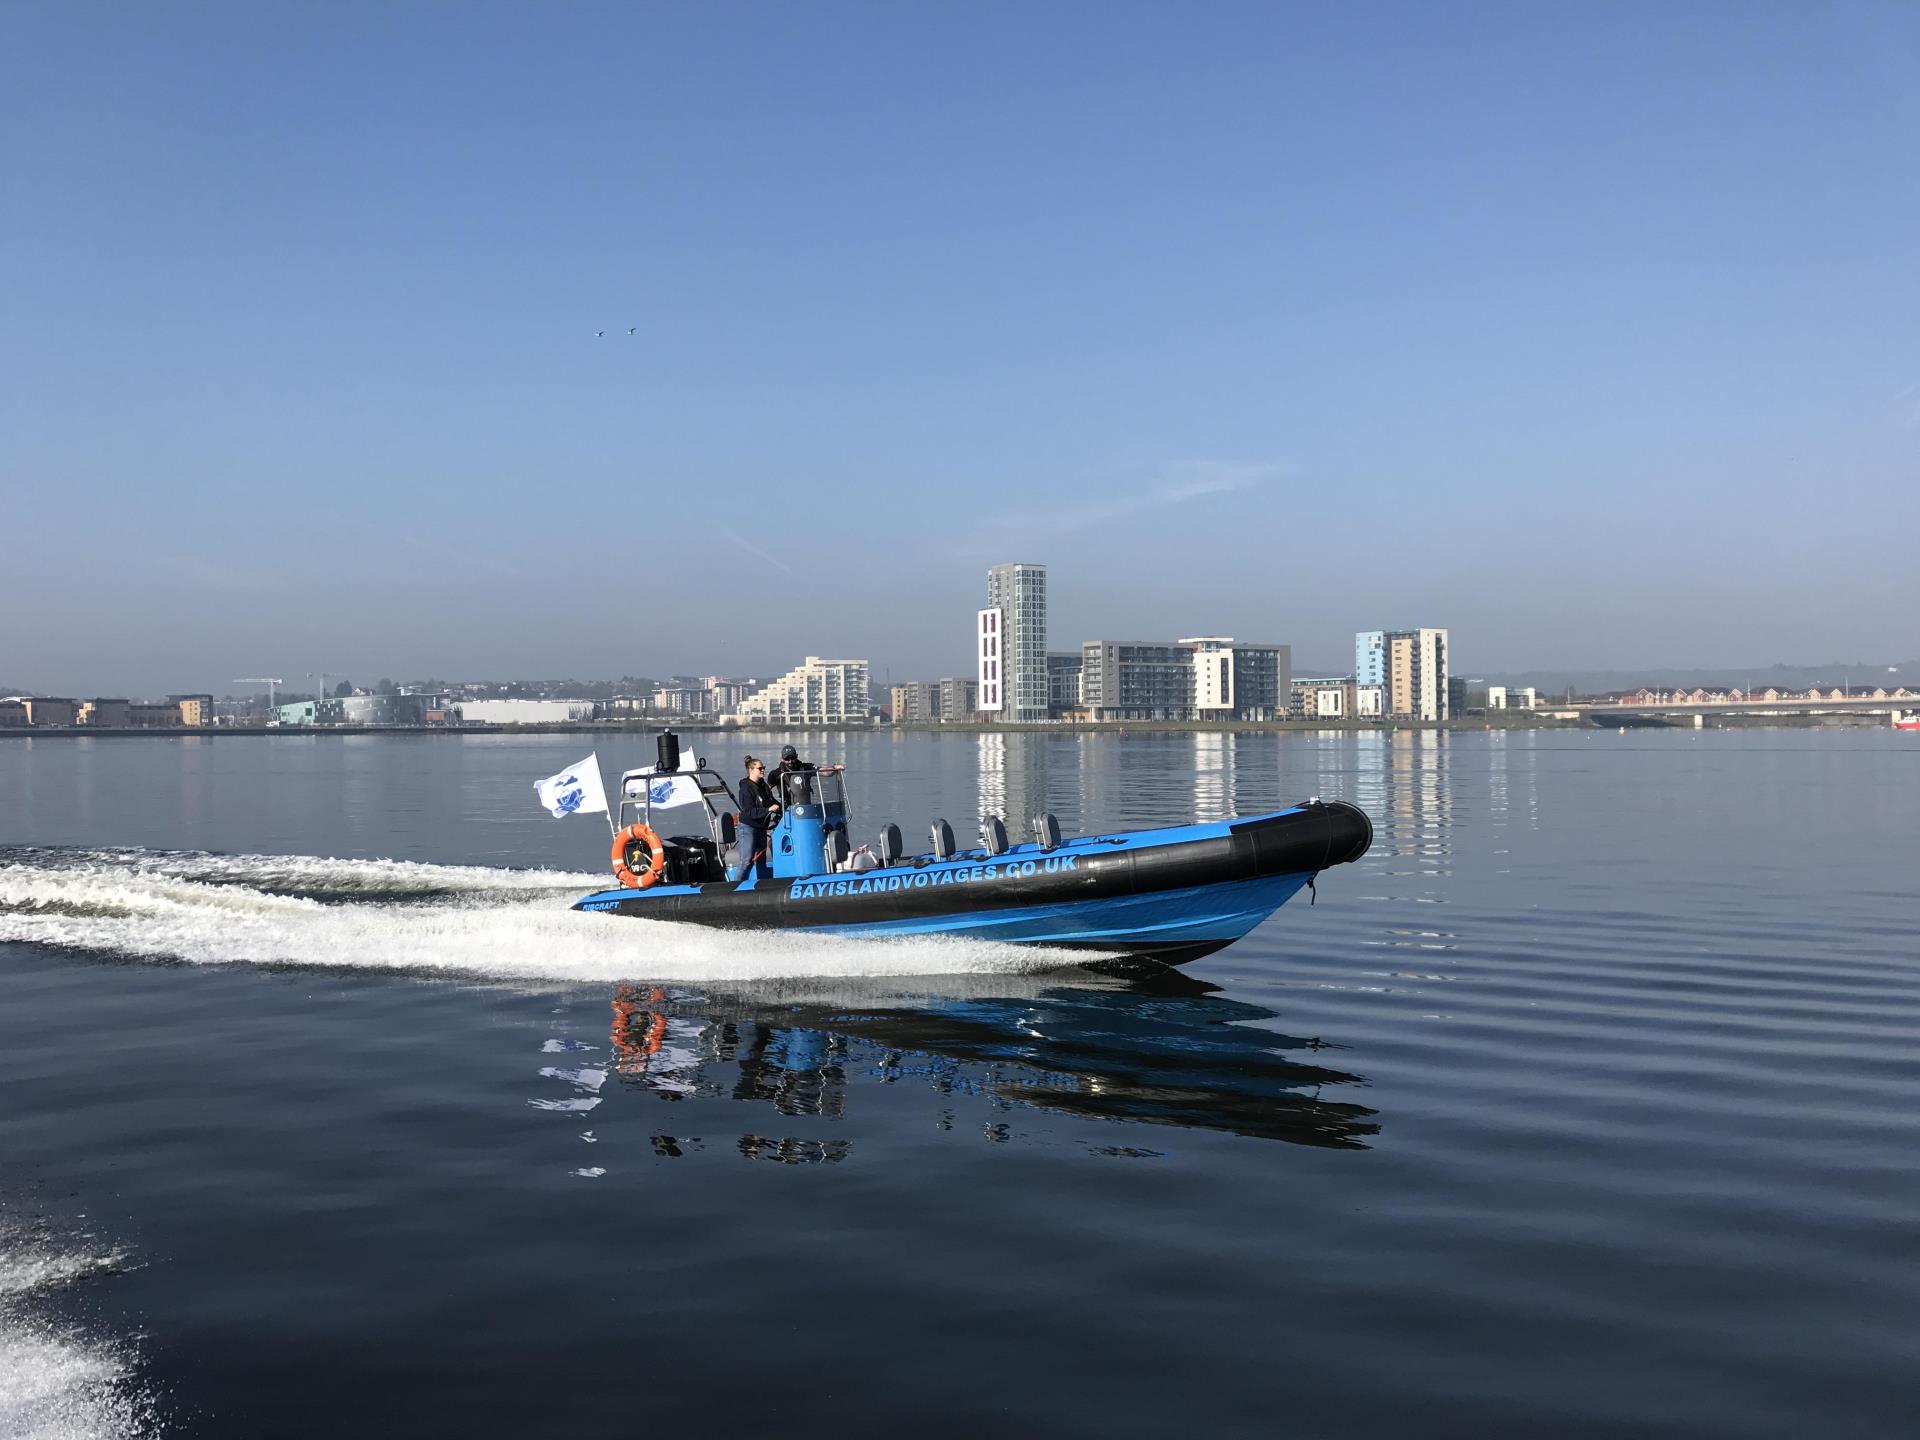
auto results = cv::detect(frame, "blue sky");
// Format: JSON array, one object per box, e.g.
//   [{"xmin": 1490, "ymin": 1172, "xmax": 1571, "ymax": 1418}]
[{"xmin": 3, "ymin": 1, "xmax": 1916, "ymax": 694}]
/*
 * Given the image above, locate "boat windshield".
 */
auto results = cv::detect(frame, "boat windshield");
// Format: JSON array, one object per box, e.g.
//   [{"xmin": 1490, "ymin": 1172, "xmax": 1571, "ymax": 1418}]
[{"xmin": 776, "ymin": 768, "xmax": 845, "ymax": 809}]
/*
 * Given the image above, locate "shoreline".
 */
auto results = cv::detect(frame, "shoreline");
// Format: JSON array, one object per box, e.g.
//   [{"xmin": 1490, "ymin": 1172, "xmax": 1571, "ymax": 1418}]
[{"xmin": 0, "ymin": 712, "xmax": 1889, "ymax": 740}]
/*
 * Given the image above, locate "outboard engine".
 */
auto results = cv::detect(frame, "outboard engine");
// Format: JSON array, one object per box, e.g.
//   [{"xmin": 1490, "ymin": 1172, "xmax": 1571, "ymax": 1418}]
[{"xmin": 655, "ymin": 729, "xmax": 681, "ymax": 773}]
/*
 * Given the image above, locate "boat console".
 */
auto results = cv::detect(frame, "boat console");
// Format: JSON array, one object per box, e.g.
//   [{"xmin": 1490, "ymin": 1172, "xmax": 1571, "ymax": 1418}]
[{"xmin": 766, "ymin": 766, "xmax": 853, "ymax": 879}]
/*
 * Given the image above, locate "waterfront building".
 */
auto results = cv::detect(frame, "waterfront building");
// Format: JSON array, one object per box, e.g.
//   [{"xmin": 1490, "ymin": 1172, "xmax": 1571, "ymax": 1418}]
[
  {"xmin": 1449, "ymin": 677, "xmax": 1490, "ymax": 714},
  {"xmin": 653, "ymin": 685, "xmax": 713, "ymax": 717},
  {"xmin": 735, "ymin": 657, "xmax": 871, "ymax": 725},
  {"xmin": 77, "ymin": 699, "xmax": 131, "ymax": 727},
  {"xmin": 280, "ymin": 693, "xmax": 453, "ymax": 726},
  {"xmin": 1046, "ymin": 652, "xmax": 1083, "ymax": 716},
  {"xmin": 979, "ymin": 563, "xmax": 1048, "ymax": 722},
  {"xmin": 22, "ymin": 697, "xmax": 78, "ymax": 727},
  {"xmin": 1355, "ymin": 629, "xmax": 1448, "ymax": 721},
  {"xmin": 1080, "ymin": 639, "xmax": 1290, "ymax": 722},
  {"xmin": 976, "ymin": 607, "xmax": 1004, "ymax": 714},
  {"xmin": 455, "ymin": 698, "xmax": 596, "ymax": 725},
  {"xmin": 130, "ymin": 702, "xmax": 183, "ymax": 727},
  {"xmin": 1080, "ymin": 641, "xmax": 1193, "ymax": 720},
  {"xmin": 170, "ymin": 694, "xmax": 215, "ymax": 727},
  {"xmin": 1355, "ymin": 684, "xmax": 1384, "ymax": 717},
  {"xmin": 1185, "ymin": 638, "xmax": 1289, "ymax": 721},
  {"xmin": 1290, "ymin": 676, "xmax": 1355, "ymax": 720},
  {"xmin": 706, "ymin": 677, "xmax": 760, "ymax": 713},
  {"xmin": 889, "ymin": 682, "xmax": 941, "ymax": 724},
  {"xmin": 1355, "ymin": 632, "xmax": 1386, "ymax": 690},
  {"xmin": 648, "ymin": 676, "xmax": 760, "ymax": 718},
  {"xmin": 345, "ymin": 693, "xmax": 448, "ymax": 725},
  {"xmin": 1389, "ymin": 629, "xmax": 1448, "ymax": 721},
  {"xmin": 1486, "ymin": 686, "xmax": 1536, "ymax": 711},
  {"xmin": 937, "ymin": 676, "xmax": 978, "ymax": 722},
  {"xmin": 0, "ymin": 700, "xmax": 26, "ymax": 728}
]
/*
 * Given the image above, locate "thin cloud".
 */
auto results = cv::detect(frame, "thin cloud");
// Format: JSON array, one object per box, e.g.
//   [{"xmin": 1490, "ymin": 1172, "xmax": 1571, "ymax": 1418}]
[
  {"xmin": 328, "ymin": 516, "xmax": 532, "ymax": 581},
  {"xmin": 382, "ymin": 531, "xmax": 531, "ymax": 581},
  {"xmin": 151, "ymin": 552, "xmax": 267, "ymax": 588},
  {"xmin": 721, "ymin": 527, "xmax": 795, "ymax": 574},
  {"xmin": 1894, "ymin": 382, "xmax": 1920, "ymax": 429},
  {"xmin": 977, "ymin": 460, "xmax": 1289, "ymax": 540}
]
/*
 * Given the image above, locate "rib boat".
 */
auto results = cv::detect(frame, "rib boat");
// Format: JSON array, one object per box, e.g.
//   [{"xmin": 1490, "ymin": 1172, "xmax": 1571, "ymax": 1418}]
[{"xmin": 571, "ymin": 733, "xmax": 1373, "ymax": 966}]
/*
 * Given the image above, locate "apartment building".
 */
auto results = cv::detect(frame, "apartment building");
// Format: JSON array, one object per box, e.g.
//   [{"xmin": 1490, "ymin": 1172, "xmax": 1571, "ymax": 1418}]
[
  {"xmin": 889, "ymin": 682, "xmax": 941, "ymax": 723},
  {"xmin": 1080, "ymin": 639, "xmax": 1290, "ymax": 721},
  {"xmin": 735, "ymin": 657, "xmax": 871, "ymax": 725},
  {"xmin": 77, "ymin": 699, "xmax": 131, "ymax": 727},
  {"xmin": 1356, "ymin": 628, "xmax": 1449, "ymax": 721},
  {"xmin": 978, "ymin": 563, "xmax": 1048, "ymax": 721},
  {"xmin": 938, "ymin": 676, "xmax": 978, "ymax": 722}
]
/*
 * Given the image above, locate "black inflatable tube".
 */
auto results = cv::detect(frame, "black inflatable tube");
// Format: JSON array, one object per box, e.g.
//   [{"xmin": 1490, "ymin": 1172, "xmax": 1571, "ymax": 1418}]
[{"xmin": 583, "ymin": 800, "xmax": 1373, "ymax": 930}]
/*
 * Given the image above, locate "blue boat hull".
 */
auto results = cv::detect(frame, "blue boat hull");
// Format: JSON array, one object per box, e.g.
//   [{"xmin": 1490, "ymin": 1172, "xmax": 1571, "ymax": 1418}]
[
  {"xmin": 574, "ymin": 800, "xmax": 1371, "ymax": 965},
  {"xmin": 808, "ymin": 872, "xmax": 1311, "ymax": 955}
]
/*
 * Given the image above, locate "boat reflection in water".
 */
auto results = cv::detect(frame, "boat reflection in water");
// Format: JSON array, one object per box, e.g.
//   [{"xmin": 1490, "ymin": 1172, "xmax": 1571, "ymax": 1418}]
[{"xmin": 603, "ymin": 973, "xmax": 1378, "ymax": 1159}]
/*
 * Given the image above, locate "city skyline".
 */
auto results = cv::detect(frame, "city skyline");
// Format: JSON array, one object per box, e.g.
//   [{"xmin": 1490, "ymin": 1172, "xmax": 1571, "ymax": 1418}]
[
  {"xmin": 9, "ymin": 633, "xmax": 1919, "ymax": 704},
  {"xmin": 11, "ymin": 576, "xmax": 1906, "ymax": 728},
  {"xmin": 5, "ymin": 5, "xmax": 1918, "ymax": 695},
  {"xmin": 7, "ymin": 536, "xmax": 1912, "ymax": 700}
]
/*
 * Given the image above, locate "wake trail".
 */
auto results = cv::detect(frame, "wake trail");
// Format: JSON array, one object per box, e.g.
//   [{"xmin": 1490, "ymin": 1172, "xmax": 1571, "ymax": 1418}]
[
  {"xmin": 0, "ymin": 1223, "xmax": 156, "ymax": 1440},
  {"xmin": 0, "ymin": 848, "xmax": 1087, "ymax": 983}
]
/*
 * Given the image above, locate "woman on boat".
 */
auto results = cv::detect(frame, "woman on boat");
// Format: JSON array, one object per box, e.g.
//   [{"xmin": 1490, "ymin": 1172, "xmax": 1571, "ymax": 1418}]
[{"xmin": 732, "ymin": 756, "xmax": 779, "ymax": 880}]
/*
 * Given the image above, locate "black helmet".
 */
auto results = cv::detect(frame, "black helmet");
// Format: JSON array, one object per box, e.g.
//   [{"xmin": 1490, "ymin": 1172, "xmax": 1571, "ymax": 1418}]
[{"xmin": 781, "ymin": 745, "xmax": 798, "ymax": 761}]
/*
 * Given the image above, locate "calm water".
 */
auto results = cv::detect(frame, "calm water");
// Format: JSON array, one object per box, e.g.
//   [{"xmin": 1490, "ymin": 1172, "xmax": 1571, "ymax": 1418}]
[{"xmin": 2, "ymin": 728, "xmax": 1916, "ymax": 1438}]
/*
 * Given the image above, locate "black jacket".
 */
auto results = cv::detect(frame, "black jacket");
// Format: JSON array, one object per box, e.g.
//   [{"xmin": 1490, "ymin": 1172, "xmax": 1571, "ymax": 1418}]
[
  {"xmin": 736, "ymin": 775, "xmax": 776, "ymax": 830},
  {"xmin": 769, "ymin": 759, "xmax": 815, "ymax": 803}
]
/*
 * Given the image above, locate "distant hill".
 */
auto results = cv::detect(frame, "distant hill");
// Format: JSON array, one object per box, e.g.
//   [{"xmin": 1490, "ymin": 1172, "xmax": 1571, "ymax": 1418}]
[{"xmin": 1482, "ymin": 661, "xmax": 1920, "ymax": 698}]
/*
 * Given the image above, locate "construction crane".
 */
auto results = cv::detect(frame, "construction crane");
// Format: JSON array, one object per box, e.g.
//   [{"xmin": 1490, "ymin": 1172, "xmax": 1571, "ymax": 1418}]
[{"xmin": 235, "ymin": 678, "xmax": 285, "ymax": 711}]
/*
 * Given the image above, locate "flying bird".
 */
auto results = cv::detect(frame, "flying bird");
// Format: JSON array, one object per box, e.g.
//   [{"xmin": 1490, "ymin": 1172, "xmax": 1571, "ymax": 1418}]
[
  {"xmin": 595, "ymin": 330, "xmax": 606, "ymax": 337},
  {"xmin": 628, "ymin": 327, "xmax": 636, "ymax": 335}
]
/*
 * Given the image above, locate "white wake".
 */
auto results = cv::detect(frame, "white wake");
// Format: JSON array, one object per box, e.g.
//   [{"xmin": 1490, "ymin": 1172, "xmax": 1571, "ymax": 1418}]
[
  {"xmin": 0, "ymin": 849, "xmax": 1088, "ymax": 983},
  {"xmin": 0, "ymin": 1226, "xmax": 156, "ymax": 1440}
]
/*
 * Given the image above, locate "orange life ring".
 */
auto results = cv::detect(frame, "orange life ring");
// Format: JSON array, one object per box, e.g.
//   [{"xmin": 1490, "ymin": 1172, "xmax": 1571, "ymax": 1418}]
[{"xmin": 611, "ymin": 823, "xmax": 668, "ymax": 889}]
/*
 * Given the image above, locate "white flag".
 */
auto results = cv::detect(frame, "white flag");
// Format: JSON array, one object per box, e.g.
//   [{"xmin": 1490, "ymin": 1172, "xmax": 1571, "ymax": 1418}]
[
  {"xmin": 640, "ymin": 773, "xmax": 701, "ymax": 809},
  {"xmin": 534, "ymin": 754, "xmax": 608, "ymax": 819}
]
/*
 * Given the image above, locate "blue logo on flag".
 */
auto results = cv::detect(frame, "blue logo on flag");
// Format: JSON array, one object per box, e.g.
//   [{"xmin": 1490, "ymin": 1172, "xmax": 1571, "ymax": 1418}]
[
  {"xmin": 647, "ymin": 779, "xmax": 678, "ymax": 804},
  {"xmin": 555, "ymin": 777, "xmax": 584, "ymax": 814}
]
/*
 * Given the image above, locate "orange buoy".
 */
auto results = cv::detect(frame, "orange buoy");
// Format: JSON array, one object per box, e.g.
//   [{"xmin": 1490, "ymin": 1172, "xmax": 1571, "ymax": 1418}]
[{"xmin": 610, "ymin": 822, "xmax": 668, "ymax": 889}]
